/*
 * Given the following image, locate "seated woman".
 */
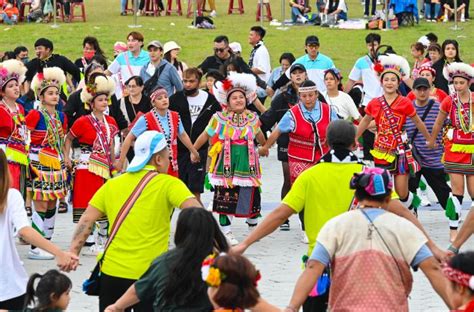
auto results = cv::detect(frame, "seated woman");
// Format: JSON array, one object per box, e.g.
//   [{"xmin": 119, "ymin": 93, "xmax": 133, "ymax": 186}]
[
  {"xmin": 289, "ymin": 0, "xmax": 314, "ymax": 23},
  {"xmin": 104, "ymin": 208, "xmax": 229, "ymax": 311},
  {"xmin": 324, "ymin": 0, "xmax": 348, "ymax": 21},
  {"xmin": 442, "ymin": 0, "xmax": 466, "ymax": 22}
]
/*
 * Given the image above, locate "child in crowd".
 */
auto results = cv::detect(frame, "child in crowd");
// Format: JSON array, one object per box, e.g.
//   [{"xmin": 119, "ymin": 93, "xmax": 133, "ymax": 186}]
[
  {"xmin": 410, "ymin": 42, "xmax": 430, "ymax": 78},
  {"xmin": 24, "ymin": 270, "xmax": 72, "ymax": 311},
  {"xmin": 0, "ymin": 0, "xmax": 19, "ymax": 25},
  {"xmin": 443, "ymin": 252, "xmax": 474, "ymax": 312}
]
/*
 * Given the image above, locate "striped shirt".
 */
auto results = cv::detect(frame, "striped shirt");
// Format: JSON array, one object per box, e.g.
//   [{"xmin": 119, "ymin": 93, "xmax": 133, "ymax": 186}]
[{"xmin": 405, "ymin": 99, "xmax": 444, "ymax": 169}]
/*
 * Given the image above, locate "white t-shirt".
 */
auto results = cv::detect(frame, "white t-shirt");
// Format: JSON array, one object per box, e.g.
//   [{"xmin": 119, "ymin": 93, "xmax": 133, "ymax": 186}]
[
  {"xmin": 251, "ymin": 42, "xmax": 271, "ymax": 82},
  {"xmin": 0, "ymin": 189, "xmax": 30, "ymax": 301},
  {"xmin": 187, "ymin": 90, "xmax": 209, "ymax": 124},
  {"xmin": 325, "ymin": 0, "xmax": 348, "ymax": 12},
  {"xmin": 348, "ymin": 56, "xmax": 383, "ymax": 106},
  {"xmin": 322, "ymin": 90, "xmax": 361, "ymax": 120}
]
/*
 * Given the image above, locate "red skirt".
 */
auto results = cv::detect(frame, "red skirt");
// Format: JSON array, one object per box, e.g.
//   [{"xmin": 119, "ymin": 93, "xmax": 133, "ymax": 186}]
[
  {"xmin": 443, "ymin": 141, "xmax": 474, "ymax": 175},
  {"xmin": 72, "ymin": 169, "xmax": 105, "ymax": 222},
  {"xmin": 8, "ymin": 162, "xmax": 21, "ymax": 190}
]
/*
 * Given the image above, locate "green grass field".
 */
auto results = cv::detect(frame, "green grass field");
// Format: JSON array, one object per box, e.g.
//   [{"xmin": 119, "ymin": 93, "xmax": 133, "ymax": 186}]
[{"xmin": 0, "ymin": 0, "xmax": 472, "ymax": 75}]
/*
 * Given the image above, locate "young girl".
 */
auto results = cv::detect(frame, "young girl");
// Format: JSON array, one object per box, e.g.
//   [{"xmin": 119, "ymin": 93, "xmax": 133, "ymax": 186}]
[
  {"xmin": 443, "ymin": 252, "xmax": 474, "ymax": 312},
  {"xmin": 406, "ymin": 65, "xmax": 448, "ymax": 103},
  {"xmin": 430, "ymin": 62, "xmax": 474, "ymax": 242},
  {"xmin": 26, "ymin": 67, "xmax": 69, "ymax": 260},
  {"xmin": 117, "ymin": 87, "xmax": 200, "ymax": 176},
  {"xmin": 24, "ymin": 270, "xmax": 72, "ymax": 311},
  {"xmin": 0, "ymin": 150, "xmax": 75, "ymax": 311},
  {"xmin": 410, "ymin": 42, "xmax": 430, "ymax": 79},
  {"xmin": 64, "ymin": 73, "xmax": 118, "ymax": 255},
  {"xmin": 0, "ymin": 60, "xmax": 28, "ymax": 204},
  {"xmin": 356, "ymin": 54, "xmax": 432, "ymax": 211},
  {"xmin": 163, "ymin": 41, "xmax": 188, "ymax": 80},
  {"xmin": 194, "ymin": 72, "xmax": 266, "ymax": 246},
  {"xmin": 202, "ymin": 253, "xmax": 279, "ymax": 311}
]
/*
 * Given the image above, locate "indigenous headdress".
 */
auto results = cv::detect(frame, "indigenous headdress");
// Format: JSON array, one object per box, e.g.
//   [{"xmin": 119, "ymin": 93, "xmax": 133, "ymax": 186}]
[
  {"xmin": 298, "ymin": 80, "xmax": 318, "ymax": 93},
  {"xmin": 201, "ymin": 253, "xmax": 261, "ymax": 288},
  {"xmin": 31, "ymin": 67, "xmax": 66, "ymax": 96},
  {"xmin": 350, "ymin": 167, "xmax": 393, "ymax": 196},
  {"xmin": 443, "ymin": 62, "xmax": 474, "ymax": 84},
  {"xmin": 149, "ymin": 86, "xmax": 168, "ymax": 103},
  {"xmin": 442, "ymin": 263, "xmax": 474, "ymax": 290},
  {"xmin": 213, "ymin": 72, "xmax": 257, "ymax": 107},
  {"xmin": 80, "ymin": 74, "xmax": 115, "ymax": 110},
  {"xmin": 417, "ymin": 64, "xmax": 436, "ymax": 77},
  {"xmin": 373, "ymin": 53, "xmax": 411, "ymax": 81},
  {"xmin": 0, "ymin": 59, "xmax": 27, "ymax": 90}
]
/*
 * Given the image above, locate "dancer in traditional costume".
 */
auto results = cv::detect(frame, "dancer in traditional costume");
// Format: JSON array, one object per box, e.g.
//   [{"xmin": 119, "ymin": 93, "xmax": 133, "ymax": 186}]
[
  {"xmin": 0, "ymin": 60, "xmax": 29, "ymax": 208},
  {"xmin": 406, "ymin": 65, "xmax": 449, "ymax": 103},
  {"xmin": 117, "ymin": 87, "xmax": 200, "ymax": 176},
  {"xmin": 64, "ymin": 74, "xmax": 117, "ymax": 255},
  {"xmin": 430, "ymin": 62, "xmax": 474, "ymax": 242},
  {"xmin": 26, "ymin": 67, "xmax": 68, "ymax": 260},
  {"xmin": 356, "ymin": 53, "xmax": 432, "ymax": 212},
  {"xmin": 194, "ymin": 72, "xmax": 266, "ymax": 246}
]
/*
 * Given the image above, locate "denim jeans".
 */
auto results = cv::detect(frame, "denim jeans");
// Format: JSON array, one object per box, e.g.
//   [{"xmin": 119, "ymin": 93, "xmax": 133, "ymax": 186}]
[
  {"xmin": 2, "ymin": 13, "xmax": 18, "ymax": 25},
  {"xmin": 121, "ymin": 0, "xmax": 127, "ymax": 11}
]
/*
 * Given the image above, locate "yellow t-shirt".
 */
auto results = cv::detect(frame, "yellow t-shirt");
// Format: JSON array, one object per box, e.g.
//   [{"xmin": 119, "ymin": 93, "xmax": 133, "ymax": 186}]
[
  {"xmin": 89, "ymin": 166, "xmax": 194, "ymax": 280},
  {"xmin": 283, "ymin": 162, "xmax": 365, "ymax": 256}
]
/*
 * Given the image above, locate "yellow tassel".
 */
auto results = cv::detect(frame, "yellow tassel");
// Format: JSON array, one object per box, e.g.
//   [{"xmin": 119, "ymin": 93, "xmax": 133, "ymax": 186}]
[
  {"xmin": 6, "ymin": 148, "xmax": 28, "ymax": 166},
  {"xmin": 38, "ymin": 153, "xmax": 61, "ymax": 170},
  {"xmin": 88, "ymin": 162, "xmax": 111, "ymax": 179},
  {"xmin": 208, "ymin": 142, "xmax": 223, "ymax": 173},
  {"xmin": 451, "ymin": 144, "xmax": 474, "ymax": 153},
  {"xmin": 370, "ymin": 149, "xmax": 396, "ymax": 163}
]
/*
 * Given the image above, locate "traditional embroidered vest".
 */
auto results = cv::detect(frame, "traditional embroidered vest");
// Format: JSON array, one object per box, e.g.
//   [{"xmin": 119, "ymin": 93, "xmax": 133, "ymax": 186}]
[
  {"xmin": 448, "ymin": 93, "xmax": 474, "ymax": 147},
  {"xmin": 0, "ymin": 105, "xmax": 28, "ymax": 166},
  {"xmin": 144, "ymin": 110, "xmax": 180, "ymax": 176},
  {"xmin": 288, "ymin": 102, "xmax": 330, "ymax": 163}
]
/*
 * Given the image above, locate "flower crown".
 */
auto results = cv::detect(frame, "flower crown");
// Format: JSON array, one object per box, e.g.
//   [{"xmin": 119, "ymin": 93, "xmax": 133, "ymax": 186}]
[
  {"xmin": 0, "ymin": 60, "xmax": 27, "ymax": 89},
  {"xmin": 214, "ymin": 72, "xmax": 257, "ymax": 107},
  {"xmin": 201, "ymin": 253, "xmax": 262, "ymax": 288},
  {"xmin": 31, "ymin": 67, "xmax": 66, "ymax": 96},
  {"xmin": 373, "ymin": 54, "xmax": 410, "ymax": 81}
]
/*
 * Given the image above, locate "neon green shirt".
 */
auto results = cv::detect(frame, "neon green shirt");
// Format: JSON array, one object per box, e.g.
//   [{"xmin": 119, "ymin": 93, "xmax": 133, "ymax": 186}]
[{"xmin": 89, "ymin": 166, "xmax": 194, "ymax": 280}]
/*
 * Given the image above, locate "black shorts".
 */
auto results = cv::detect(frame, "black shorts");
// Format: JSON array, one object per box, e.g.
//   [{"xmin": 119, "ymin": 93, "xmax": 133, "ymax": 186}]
[
  {"xmin": 277, "ymin": 145, "xmax": 288, "ymax": 162},
  {"xmin": 178, "ymin": 148, "xmax": 208, "ymax": 194}
]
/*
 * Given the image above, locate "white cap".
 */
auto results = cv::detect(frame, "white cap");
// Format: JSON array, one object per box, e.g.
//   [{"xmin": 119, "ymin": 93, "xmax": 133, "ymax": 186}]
[
  {"xmin": 127, "ymin": 131, "xmax": 168, "ymax": 172},
  {"xmin": 163, "ymin": 41, "xmax": 181, "ymax": 55},
  {"xmin": 229, "ymin": 42, "xmax": 242, "ymax": 53},
  {"xmin": 417, "ymin": 35, "xmax": 430, "ymax": 48}
]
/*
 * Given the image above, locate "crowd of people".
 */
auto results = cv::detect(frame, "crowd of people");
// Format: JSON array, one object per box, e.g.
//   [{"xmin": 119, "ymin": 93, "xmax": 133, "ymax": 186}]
[{"xmin": 1, "ymin": 26, "xmax": 474, "ymax": 311}]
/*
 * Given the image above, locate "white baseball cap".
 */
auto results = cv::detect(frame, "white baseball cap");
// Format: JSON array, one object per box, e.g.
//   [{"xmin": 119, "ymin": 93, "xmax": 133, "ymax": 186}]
[
  {"xmin": 127, "ymin": 131, "xmax": 168, "ymax": 172},
  {"xmin": 229, "ymin": 42, "xmax": 242, "ymax": 53}
]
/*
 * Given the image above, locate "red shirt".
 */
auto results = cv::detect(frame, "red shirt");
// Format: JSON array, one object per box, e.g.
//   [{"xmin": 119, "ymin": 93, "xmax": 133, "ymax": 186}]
[
  {"xmin": 25, "ymin": 110, "xmax": 68, "ymax": 145},
  {"xmin": 69, "ymin": 115, "xmax": 118, "ymax": 146},
  {"xmin": 406, "ymin": 88, "xmax": 448, "ymax": 103},
  {"xmin": 0, "ymin": 104, "xmax": 25, "ymax": 139}
]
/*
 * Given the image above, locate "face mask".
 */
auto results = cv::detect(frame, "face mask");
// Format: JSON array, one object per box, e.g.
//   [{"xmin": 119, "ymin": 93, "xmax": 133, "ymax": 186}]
[
  {"xmin": 184, "ymin": 88, "xmax": 198, "ymax": 96},
  {"xmin": 83, "ymin": 51, "xmax": 95, "ymax": 60},
  {"xmin": 21, "ymin": 57, "xmax": 29, "ymax": 64}
]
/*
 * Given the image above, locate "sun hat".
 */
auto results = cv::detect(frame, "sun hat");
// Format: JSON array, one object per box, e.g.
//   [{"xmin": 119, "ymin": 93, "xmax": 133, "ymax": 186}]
[
  {"xmin": 163, "ymin": 41, "xmax": 181, "ymax": 55},
  {"xmin": 127, "ymin": 131, "xmax": 168, "ymax": 173}
]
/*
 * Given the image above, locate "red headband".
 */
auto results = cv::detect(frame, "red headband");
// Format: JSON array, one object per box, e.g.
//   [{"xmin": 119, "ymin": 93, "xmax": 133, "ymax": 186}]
[
  {"xmin": 418, "ymin": 65, "xmax": 436, "ymax": 76},
  {"xmin": 150, "ymin": 88, "xmax": 168, "ymax": 103},
  {"xmin": 442, "ymin": 264, "xmax": 474, "ymax": 290}
]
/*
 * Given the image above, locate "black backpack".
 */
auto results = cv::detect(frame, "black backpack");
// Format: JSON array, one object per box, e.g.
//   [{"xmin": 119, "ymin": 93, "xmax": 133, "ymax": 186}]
[{"xmin": 143, "ymin": 63, "xmax": 166, "ymax": 98}]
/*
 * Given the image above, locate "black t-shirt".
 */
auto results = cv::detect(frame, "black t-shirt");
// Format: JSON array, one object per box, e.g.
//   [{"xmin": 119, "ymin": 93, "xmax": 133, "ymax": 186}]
[
  {"xmin": 25, "ymin": 54, "xmax": 81, "ymax": 83},
  {"xmin": 122, "ymin": 95, "xmax": 152, "ymax": 123}
]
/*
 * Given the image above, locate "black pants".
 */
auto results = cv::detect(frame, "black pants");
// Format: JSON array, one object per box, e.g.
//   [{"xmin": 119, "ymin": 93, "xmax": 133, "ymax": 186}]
[
  {"xmin": 362, "ymin": 130, "xmax": 375, "ymax": 161},
  {"xmin": 99, "ymin": 273, "xmax": 153, "ymax": 312},
  {"xmin": 0, "ymin": 293, "xmax": 26, "ymax": 310},
  {"xmin": 303, "ymin": 290, "xmax": 329, "ymax": 312},
  {"xmin": 364, "ymin": 0, "xmax": 377, "ymax": 15},
  {"xmin": 408, "ymin": 167, "xmax": 451, "ymax": 209}
]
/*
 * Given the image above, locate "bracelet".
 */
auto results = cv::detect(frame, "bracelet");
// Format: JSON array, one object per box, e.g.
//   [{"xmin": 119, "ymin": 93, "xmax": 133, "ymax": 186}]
[{"xmin": 447, "ymin": 244, "xmax": 459, "ymax": 254}]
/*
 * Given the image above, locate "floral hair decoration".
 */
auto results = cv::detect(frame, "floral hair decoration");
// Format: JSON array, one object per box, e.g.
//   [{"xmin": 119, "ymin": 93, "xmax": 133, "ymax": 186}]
[
  {"xmin": 442, "ymin": 263, "xmax": 474, "ymax": 290},
  {"xmin": 80, "ymin": 74, "xmax": 115, "ymax": 110},
  {"xmin": 31, "ymin": 67, "xmax": 66, "ymax": 96},
  {"xmin": 373, "ymin": 53, "xmax": 410, "ymax": 81},
  {"xmin": 213, "ymin": 72, "xmax": 257, "ymax": 107},
  {"xmin": 0, "ymin": 60, "xmax": 27, "ymax": 90},
  {"xmin": 443, "ymin": 62, "xmax": 474, "ymax": 84}
]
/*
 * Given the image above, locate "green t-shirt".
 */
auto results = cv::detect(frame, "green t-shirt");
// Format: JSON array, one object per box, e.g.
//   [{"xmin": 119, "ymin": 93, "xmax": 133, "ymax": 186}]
[
  {"xmin": 135, "ymin": 249, "xmax": 213, "ymax": 311},
  {"xmin": 89, "ymin": 166, "xmax": 194, "ymax": 280}
]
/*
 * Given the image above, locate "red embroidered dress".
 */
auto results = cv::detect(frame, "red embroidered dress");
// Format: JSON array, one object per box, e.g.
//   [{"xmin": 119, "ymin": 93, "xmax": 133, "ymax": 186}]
[
  {"xmin": 440, "ymin": 92, "xmax": 474, "ymax": 174},
  {"xmin": 0, "ymin": 102, "xmax": 28, "ymax": 194},
  {"xmin": 25, "ymin": 109, "xmax": 68, "ymax": 201},
  {"xmin": 69, "ymin": 115, "xmax": 118, "ymax": 222},
  {"xmin": 287, "ymin": 102, "xmax": 331, "ymax": 184}
]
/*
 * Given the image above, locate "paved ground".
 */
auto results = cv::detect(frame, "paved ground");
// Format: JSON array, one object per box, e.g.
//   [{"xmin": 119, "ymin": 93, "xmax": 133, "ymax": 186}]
[{"xmin": 17, "ymin": 149, "xmax": 474, "ymax": 311}]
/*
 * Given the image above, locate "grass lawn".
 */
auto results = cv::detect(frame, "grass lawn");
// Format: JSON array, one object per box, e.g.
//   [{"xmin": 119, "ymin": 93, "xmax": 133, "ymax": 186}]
[{"xmin": 1, "ymin": 0, "xmax": 472, "ymax": 76}]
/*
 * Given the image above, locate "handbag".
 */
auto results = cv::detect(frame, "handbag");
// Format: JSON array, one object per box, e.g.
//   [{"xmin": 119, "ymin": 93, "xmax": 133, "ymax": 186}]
[{"xmin": 82, "ymin": 171, "xmax": 158, "ymax": 296}]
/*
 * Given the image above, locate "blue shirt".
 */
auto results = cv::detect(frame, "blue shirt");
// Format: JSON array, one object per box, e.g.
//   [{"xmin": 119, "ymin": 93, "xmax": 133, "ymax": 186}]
[
  {"xmin": 131, "ymin": 111, "xmax": 184, "ymax": 138},
  {"xmin": 291, "ymin": 53, "xmax": 335, "ymax": 92},
  {"xmin": 108, "ymin": 50, "xmax": 150, "ymax": 83},
  {"xmin": 139, "ymin": 60, "xmax": 183, "ymax": 96},
  {"xmin": 278, "ymin": 102, "xmax": 339, "ymax": 133}
]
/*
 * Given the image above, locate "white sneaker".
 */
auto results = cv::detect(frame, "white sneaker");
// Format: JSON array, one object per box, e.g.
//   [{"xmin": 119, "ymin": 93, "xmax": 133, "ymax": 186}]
[
  {"xmin": 301, "ymin": 232, "xmax": 309, "ymax": 244},
  {"xmin": 460, "ymin": 16, "xmax": 465, "ymax": 22},
  {"xmin": 28, "ymin": 248, "xmax": 54, "ymax": 260},
  {"xmin": 419, "ymin": 192, "xmax": 431, "ymax": 207},
  {"xmin": 225, "ymin": 232, "xmax": 239, "ymax": 246},
  {"xmin": 210, "ymin": 10, "xmax": 217, "ymax": 17}
]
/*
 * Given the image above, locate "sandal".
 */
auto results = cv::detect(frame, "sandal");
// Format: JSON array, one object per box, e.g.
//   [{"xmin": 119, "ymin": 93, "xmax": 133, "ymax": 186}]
[
  {"xmin": 25, "ymin": 206, "xmax": 32, "ymax": 217},
  {"xmin": 58, "ymin": 201, "xmax": 68, "ymax": 214}
]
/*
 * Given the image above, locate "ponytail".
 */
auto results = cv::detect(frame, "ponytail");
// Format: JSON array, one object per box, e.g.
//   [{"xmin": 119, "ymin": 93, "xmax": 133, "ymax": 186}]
[
  {"xmin": 23, "ymin": 270, "xmax": 72, "ymax": 311},
  {"xmin": 24, "ymin": 273, "xmax": 43, "ymax": 309}
]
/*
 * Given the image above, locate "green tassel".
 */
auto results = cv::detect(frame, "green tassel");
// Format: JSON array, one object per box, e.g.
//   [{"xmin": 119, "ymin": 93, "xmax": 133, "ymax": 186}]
[
  {"xmin": 204, "ymin": 173, "xmax": 212, "ymax": 191},
  {"xmin": 445, "ymin": 198, "xmax": 457, "ymax": 220},
  {"xmin": 411, "ymin": 193, "xmax": 422, "ymax": 209},
  {"xmin": 419, "ymin": 179, "xmax": 427, "ymax": 191}
]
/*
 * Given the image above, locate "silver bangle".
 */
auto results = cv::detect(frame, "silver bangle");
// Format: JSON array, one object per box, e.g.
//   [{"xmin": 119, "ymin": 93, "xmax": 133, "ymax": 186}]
[{"xmin": 448, "ymin": 244, "xmax": 459, "ymax": 254}]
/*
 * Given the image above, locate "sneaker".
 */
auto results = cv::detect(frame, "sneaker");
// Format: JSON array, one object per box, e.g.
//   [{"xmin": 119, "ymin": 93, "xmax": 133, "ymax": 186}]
[
  {"xmin": 460, "ymin": 17, "xmax": 466, "ymax": 22},
  {"xmin": 81, "ymin": 244, "xmax": 103, "ymax": 256},
  {"xmin": 443, "ymin": 16, "xmax": 448, "ymax": 22},
  {"xmin": 280, "ymin": 220, "xmax": 290, "ymax": 231},
  {"xmin": 210, "ymin": 10, "xmax": 217, "ymax": 17},
  {"xmin": 426, "ymin": 19, "xmax": 431, "ymax": 22},
  {"xmin": 419, "ymin": 192, "xmax": 431, "ymax": 207},
  {"xmin": 121, "ymin": 11, "xmax": 127, "ymax": 16},
  {"xmin": 28, "ymin": 248, "xmax": 54, "ymax": 260},
  {"xmin": 225, "ymin": 232, "xmax": 239, "ymax": 246},
  {"xmin": 301, "ymin": 232, "xmax": 309, "ymax": 244}
]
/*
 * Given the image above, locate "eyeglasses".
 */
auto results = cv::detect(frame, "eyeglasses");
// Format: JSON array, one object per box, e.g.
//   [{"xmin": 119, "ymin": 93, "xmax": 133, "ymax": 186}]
[
  {"xmin": 127, "ymin": 84, "xmax": 139, "ymax": 89},
  {"xmin": 214, "ymin": 47, "xmax": 228, "ymax": 53}
]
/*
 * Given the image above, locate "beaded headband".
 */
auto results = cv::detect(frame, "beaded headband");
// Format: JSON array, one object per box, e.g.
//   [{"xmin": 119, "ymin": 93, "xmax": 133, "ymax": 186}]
[
  {"xmin": 0, "ymin": 69, "xmax": 20, "ymax": 89},
  {"xmin": 31, "ymin": 67, "xmax": 66, "ymax": 96},
  {"xmin": 442, "ymin": 264, "xmax": 474, "ymax": 290},
  {"xmin": 298, "ymin": 85, "xmax": 318, "ymax": 93},
  {"xmin": 418, "ymin": 65, "xmax": 436, "ymax": 76},
  {"xmin": 150, "ymin": 87, "xmax": 168, "ymax": 103}
]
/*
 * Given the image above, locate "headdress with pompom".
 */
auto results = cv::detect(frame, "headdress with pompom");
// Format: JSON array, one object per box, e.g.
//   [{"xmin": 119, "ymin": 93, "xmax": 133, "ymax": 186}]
[
  {"xmin": 443, "ymin": 62, "xmax": 474, "ymax": 84},
  {"xmin": 373, "ymin": 53, "xmax": 411, "ymax": 81},
  {"xmin": 0, "ymin": 60, "xmax": 27, "ymax": 90},
  {"xmin": 81, "ymin": 74, "xmax": 115, "ymax": 110},
  {"xmin": 213, "ymin": 72, "xmax": 257, "ymax": 107},
  {"xmin": 31, "ymin": 67, "xmax": 66, "ymax": 96}
]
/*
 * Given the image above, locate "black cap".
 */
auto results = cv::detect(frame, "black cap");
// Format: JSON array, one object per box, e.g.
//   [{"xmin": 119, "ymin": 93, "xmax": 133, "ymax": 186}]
[
  {"xmin": 305, "ymin": 35, "xmax": 319, "ymax": 46},
  {"xmin": 34, "ymin": 38, "xmax": 53, "ymax": 50},
  {"xmin": 290, "ymin": 63, "xmax": 306, "ymax": 73},
  {"xmin": 413, "ymin": 77, "xmax": 430, "ymax": 89}
]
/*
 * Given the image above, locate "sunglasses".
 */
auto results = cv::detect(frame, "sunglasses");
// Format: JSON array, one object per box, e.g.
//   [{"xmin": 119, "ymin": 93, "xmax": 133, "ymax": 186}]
[{"xmin": 214, "ymin": 47, "xmax": 228, "ymax": 53}]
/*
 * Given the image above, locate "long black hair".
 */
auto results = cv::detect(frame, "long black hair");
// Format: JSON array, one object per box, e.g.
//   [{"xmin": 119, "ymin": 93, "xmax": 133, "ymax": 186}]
[
  {"xmin": 162, "ymin": 208, "xmax": 229, "ymax": 306},
  {"xmin": 24, "ymin": 270, "xmax": 72, "ymax": 311},
  {"xmin": 441, "ymin": 39, "xmax": 462, "ymax": 62}
]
